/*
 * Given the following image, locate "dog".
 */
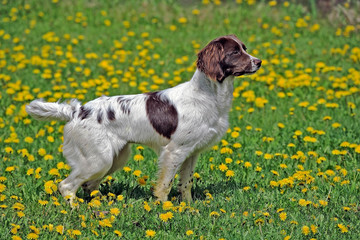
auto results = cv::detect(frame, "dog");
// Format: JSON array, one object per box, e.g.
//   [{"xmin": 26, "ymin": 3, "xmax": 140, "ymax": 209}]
[{"xmin": 26, "ymin": 35, "xmax": 261, "ymax": 204}]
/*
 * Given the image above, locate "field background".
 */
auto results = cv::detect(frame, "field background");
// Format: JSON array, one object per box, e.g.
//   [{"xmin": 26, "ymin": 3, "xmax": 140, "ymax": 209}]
[{"xmin": 1, "ymin": 0, "xmax": 360, "ymax": 239}]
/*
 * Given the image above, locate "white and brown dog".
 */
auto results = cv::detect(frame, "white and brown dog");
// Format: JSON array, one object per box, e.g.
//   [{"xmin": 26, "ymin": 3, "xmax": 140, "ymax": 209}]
[{"xmin": 26, "ymin": 35, "xmax": 261, "ymax": 204}]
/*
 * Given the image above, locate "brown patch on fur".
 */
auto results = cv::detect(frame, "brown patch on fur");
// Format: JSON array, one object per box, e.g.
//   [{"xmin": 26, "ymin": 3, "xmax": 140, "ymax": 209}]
[
  {"xmin": 145, "ymin": 92, "xmax": 178, "ymax": 139},
  {"xmin": 78, "ymin": 106, "xmax": 92, "ymax": 120}
]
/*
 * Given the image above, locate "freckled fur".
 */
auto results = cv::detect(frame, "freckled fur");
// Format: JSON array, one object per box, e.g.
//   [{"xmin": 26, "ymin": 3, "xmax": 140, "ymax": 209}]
[{"xmin": 25, "ymin": 35, "xmax": 261, "ymax": 204}]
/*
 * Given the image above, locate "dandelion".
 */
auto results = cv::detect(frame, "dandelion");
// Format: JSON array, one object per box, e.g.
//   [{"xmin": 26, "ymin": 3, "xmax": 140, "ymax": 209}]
[
  {"xmin": 104, "ymin": 19, "xmax": 111, "ymax": 26},
  {"xmin": 226, "ymin": 170, "xmax": 235, "ymax": 177},
  {"xmin": 114, "ymin": 230, "xmax": 122, "ymax": 237},
  {"xmin": 110, "ymin": 208, "xmax": 120, "ymax": 216},
  {"xmin": 38, "ymin": 200, "xmax": 48, "ymax": 206},
  {"xmin": 146, "ymin": 230, "xmax": 156, "ymax": 238},
  {"xmin": 302, "ymin": 225, "xmax": 310, "ymax": 235},
  {"xmin": 186, "ymin": 230, "xmax": 194, "ymax": 236},
  {"xmin": 269, "ymin": 0, "xmax": 277, "ymax": 7},
  {"xmin": 210, "ymin": 211, "xmax": 220, "ymax": 217},
  {"xmin": 162, "ymin": 201, "xmax": 173, "ymax": 210},
  {"xmin": 231, "ymin": 131, "xmax": 239, "ymax": 138},
  {"xmin": 178, "ymin": 17, "xmax": 187, "ymax": 24},
  {"xmin": 47, "ymin": 136, "xmax": 54, "ymax": 142},
  {"xmin": 27, "ymin": 233, "xmax": 39, "ymax": 239},
  {"xmin": 298, "ymin": 199, "xmax": 312, "ymax": 206},
  {"xmin": 219, "ymin": 163, "xmax": 228, "ymax": 172},
  {"xmin": 99, "ymin": 218, "xmax": 112, "ymax": 228},
  {"xmin": 48, "ymin": 168, "xmax": 60, "ymax": 177},
  {"xmin": 5, "ymin": 166, "xmax": 16, "ymax": 172},
  {"xmin": 144, "ymin": 202, "xmax": 151, "ymax": 212},
  {"xmin": 192, "ymin": 9, "xmax": 200, "ymax": 15},
  {"xmin": 133, "ymin": 154, "xmax": 144, "ymax": 161},
  {"xmin": 278, "ymin": 211, "xmax": 286, "ymax": 221},
  {"xmin": 55, "ymin": 225, "xmax": 64, "ymax": 235},
  {"xmin": 338, "ymin": 223, "xmax": 348, "ymax": 233},
  {"xmin": 159, "ymin": 212, "xmax": 173, "ymax": 222},
  {"xmin": 133, "ymin": 170, "xmax": 142, "ymax": 177},
  {"xmin": 38, "ymin": 148, "xmax": 46, "ymax": 156},
  {"xmin": 24, "ymin": 137, "xmax": 34, "ymax": 143},
  {"xmin": 0, "ymin": 184, "xmax": 6, "ymax": 193},
  {"xmin": 244, "ymin": 162, "xmax": 252, "ymax": 168}
]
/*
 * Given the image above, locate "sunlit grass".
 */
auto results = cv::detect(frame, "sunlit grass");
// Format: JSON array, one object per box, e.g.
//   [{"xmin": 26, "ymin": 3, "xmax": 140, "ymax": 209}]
[{"xmin": 1, "ymin": 0, "xmax": 359, "ymax": 239}]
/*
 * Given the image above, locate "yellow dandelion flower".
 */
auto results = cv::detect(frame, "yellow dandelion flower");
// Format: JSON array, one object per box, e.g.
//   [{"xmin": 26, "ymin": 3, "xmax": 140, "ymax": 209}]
[
  {"xmin": 38, "ymin": 148, "xmax": 46, "ymax": 156},
  {"xmin": 219, "ymin": 163, "xmax": 228, "ymax": 172},
  {"xmin": 114, "ymin": 230, "xmax": 122, "ymax": 237},
  {"xmin": 338, "ymin": 223, "xmax": 348, "ymax": 233},
  {"xmin": 133, "ymin": 170, "xmax": 142, "ymax": 177},
  {"xmin": 5, "ymin": 166, "xmax": 16, "ymax": 172},
  {"xmin": 146, "ymin": 229, "xmax": 156, "ymax": 237},
  {"xmin": 133, "ymin": 154, "xmax": 144, "ymax": 161},
  {"xmin": 159, "ymin": 211, "xmax": 173, "ymax": 222},
  {"xmin": 27, "ymin": 233, "xmax": 39, "ymax": 239},
  {"xmin": 144, "ymin": 202, "xmax": 151, "ymax": 212},
  {"xmin": 226, "ymin": 170, "xmax": 235, "ymax": 177},
  {"xmin": 0, "ymin": 184, "xmax": 6, "ymax": 193},
  {"xmin": 302, "ymin": 225, "xmax": 310, "ymax": 235},
  {"xmin": 318, "ymin": 200, "xmax": 328, "ymax": 206},
  {"xmin": 244, "ymin": 162, "xmax": 252, "ymax": 168},
  {"xmin": 178, "ymin": 17, "xmax": 187, "ymax": 24},
  {"xmin": 24, "ymin": 137, "xmax": 34, "ymax": 143},
  {"xmin": 38, "ymin": 200, "xmax": 49, "ymax": 206},
  {"xmin": 162, "ymin": 201, "xmax": 173, "ymax": 210},
  {"xmin": 210, "ymin": 211, "xmax": 220, "ymax": 217},
  {"xmin": 56, "ymin": 225, "xmax": 64, "ymax": 235},
  {"xmin": 110, "ymin": 208, "xmax": 120, "ymax": 216},
  {"xmin": 269, "ymin": 0, "xmax": 277, "ymax": 6}
]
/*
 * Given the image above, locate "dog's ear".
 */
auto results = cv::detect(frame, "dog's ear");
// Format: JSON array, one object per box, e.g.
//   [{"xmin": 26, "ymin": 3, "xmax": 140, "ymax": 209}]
[{"xmin": 197, "ymin": 38, "xmax": 226, "ymax": 82}]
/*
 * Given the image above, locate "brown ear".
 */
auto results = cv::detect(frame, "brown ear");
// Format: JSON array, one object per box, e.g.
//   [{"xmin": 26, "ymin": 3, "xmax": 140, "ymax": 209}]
[{"xmin": 197, "ymin": 40, "xmax": 225, "ymax": 82}]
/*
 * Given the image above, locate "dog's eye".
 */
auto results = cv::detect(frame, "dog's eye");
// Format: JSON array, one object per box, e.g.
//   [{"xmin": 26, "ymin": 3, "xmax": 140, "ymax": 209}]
[{"xmin": 232, "ymin": 50, "xmax": 240, "ymax": 55}]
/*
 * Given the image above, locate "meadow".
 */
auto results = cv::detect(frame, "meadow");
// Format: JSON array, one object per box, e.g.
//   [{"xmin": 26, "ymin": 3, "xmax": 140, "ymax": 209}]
[{"xmin": 1, "ymin": 0, "xmax": 360, "ymax": 239}]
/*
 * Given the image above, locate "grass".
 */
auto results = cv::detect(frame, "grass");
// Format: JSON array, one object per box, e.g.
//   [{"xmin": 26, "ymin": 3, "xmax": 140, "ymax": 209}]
[{"xmin": 1, "ymin": 0, "xmax": 360, "ymax": 239}]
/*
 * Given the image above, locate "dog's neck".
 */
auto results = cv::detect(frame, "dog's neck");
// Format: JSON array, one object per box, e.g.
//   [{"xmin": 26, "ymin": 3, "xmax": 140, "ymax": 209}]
[{"xmin": 190, "ymin": 69, "xmax": 235, "ymax": 113}]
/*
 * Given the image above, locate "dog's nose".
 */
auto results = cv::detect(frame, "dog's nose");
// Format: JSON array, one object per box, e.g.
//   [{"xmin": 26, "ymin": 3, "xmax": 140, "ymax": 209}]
[{"xmin": 254, "ymin": 58, "xmax": 262, "ymax": 67}]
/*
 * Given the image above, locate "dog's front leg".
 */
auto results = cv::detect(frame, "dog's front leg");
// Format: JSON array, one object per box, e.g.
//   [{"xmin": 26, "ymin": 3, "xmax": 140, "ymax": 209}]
[
  {"xmin": 178, "ymin": 153, "xmax": 198, "ymax": 202},
  {"xmin": 153, "ymin": 146, "xmax": 187, "ymax": 201}
]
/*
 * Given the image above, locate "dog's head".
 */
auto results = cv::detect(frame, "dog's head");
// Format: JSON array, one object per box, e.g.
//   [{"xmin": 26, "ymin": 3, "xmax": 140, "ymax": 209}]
[{"xmin": 197, "ymin": 35, "xmax": 262, "ymax": 82}]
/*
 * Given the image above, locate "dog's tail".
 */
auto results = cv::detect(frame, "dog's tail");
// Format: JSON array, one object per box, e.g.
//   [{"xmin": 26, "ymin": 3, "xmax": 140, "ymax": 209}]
[{"xmin": 26, "ymin": 99, "xmax": 81, "ymax": 122}]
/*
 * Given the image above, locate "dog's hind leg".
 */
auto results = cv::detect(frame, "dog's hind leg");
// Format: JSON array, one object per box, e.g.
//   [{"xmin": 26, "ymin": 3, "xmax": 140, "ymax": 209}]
[
  {"xmin": 107, "ymin": 143, "xmax": 131, "ymax": 176},
  {"xmin": 81, "ymin": 143, "xmax": 131, "ymax": 194},
  {"xmin": 59, "ymin": 131, "xmax": 122, "ymax": 205}
]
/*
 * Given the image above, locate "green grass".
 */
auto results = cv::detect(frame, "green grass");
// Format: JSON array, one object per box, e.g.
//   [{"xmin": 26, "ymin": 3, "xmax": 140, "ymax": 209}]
[{"xmin": 1, "ymin": 0, "xmax": 360, "ymax": 239}]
